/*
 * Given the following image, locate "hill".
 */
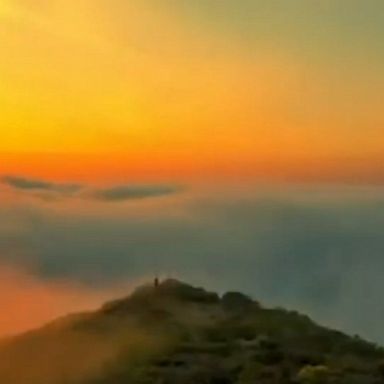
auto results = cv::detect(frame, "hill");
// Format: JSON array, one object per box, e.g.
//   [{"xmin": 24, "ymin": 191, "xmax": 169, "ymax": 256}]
[{"xmin": 0, "ymin": 279, "xmax": 383, "ymax": 383}]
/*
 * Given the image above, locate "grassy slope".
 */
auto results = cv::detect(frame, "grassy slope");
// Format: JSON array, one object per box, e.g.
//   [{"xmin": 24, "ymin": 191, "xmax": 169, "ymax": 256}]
[{"xmin": 0, "ymin": 280, "xmax": 383, "ymax": 384}]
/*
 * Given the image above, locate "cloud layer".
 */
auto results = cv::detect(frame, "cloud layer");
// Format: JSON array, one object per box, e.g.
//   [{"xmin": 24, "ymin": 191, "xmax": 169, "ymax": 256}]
[
  {"xmin": 0, "ymin": 263, "xmax": 127, "ymax": 337},
  {"xmin": 2, "ymin": 175, "xmax": 82, "ymax": 194},
  {"xmin": 1, "ymin": 175, "xmax": 181, "ymax": 202},
  {"xmin": 90, "ymin": 184, "xmax": 182, "ymax": 202},
  {"xmin": 1, "ymin": 184, "xmax": 384, "ymax": 343}
]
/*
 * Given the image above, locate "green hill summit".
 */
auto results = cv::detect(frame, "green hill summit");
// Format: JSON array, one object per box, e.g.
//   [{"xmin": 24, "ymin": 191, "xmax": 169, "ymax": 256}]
[{"xmin": 0, "ymin": 280, "xmax": 383, "ymax": 384}]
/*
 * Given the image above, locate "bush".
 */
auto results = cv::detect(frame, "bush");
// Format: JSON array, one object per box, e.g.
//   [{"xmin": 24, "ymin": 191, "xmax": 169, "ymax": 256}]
[
  {"xmin": 236, "ymin": 362, "xmax": 264, "ymax": 384},
  {"xmin": 296, "ymin": 365, "xmax": 332, "ymax": 383},
  {"xmin": 253, "ymin": 349, "xmax": 284, "ymax": 365},
  {"xmin": 222, "ymin": 292, "xmax": 256, "ymax": 312}
]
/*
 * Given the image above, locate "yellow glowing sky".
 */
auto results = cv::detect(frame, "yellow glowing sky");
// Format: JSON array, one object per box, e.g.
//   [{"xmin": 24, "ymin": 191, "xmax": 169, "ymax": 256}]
[{"xmin": 1, "ymin": 0, "xmax": 383, "ymax": 182}]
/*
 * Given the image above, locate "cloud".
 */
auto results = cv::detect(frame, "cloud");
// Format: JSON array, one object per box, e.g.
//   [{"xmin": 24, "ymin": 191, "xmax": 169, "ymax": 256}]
[
  {"xmin": 2, "ymin": 175, "xmax": 182, "ymax": 202},
  {"xmin": 2, "ymin": 185, "xmax": 384, "ymax": 343},
  {"xmin": 90, "ymin": 184, "xmax": 182, "ymax": 202},
  {"xmin": 0, "ymin": 263, "xmax": 125, "ymax": 337},
  {"xmin": 2, "ymin": 175, "xmax": 82, "ymax": 194}
]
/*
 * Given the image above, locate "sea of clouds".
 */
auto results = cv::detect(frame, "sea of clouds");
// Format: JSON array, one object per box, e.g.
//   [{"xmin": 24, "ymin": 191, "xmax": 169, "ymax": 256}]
[{"xmin": 1, "ymin": 177, "xmax": 384, "ymax": 342}]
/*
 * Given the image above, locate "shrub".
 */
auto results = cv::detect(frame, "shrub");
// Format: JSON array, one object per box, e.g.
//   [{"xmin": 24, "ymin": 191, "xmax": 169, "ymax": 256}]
[
  {"xmin": 236, "ymin": 362, "xmax": 264, "ymax": 384},
  {"xmin": 296, "ymin": 365, "xmax": 332, "ymax": 383}
]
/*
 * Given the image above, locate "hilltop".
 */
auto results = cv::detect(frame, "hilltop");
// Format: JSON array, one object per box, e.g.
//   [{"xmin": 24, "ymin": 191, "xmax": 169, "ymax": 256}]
[{"xmin": 0, "ymin": 279, "xmax": 383, "ymax": 383}]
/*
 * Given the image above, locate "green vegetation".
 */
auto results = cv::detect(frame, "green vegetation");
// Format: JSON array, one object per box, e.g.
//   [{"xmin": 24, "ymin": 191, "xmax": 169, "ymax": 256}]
[{"xmin": 0, "ymin": 279, "xmax": 383, "ymax": 384}]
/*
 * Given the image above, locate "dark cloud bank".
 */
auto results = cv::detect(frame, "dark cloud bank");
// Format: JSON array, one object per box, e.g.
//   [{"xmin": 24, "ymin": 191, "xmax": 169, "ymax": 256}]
[
  {"xmin": 90, "ymin": 184, "xmax": 182, "ymax": 201},
  {"xmin": 2, "ymin": 175, "xmax": 82, "ymax": 194},
  {"xmin": 1, "ymin": 184, "xmax": 384, "ymax": 343},
  {"xmin": 2, "ymin": 175, "xmax": 180, "ymax": 201}
]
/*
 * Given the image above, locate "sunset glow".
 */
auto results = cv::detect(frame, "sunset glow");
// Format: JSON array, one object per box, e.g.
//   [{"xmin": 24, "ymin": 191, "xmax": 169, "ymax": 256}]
[{"xmin": 1, "ymin": 0, "xmax": 383, "ymax": 183}]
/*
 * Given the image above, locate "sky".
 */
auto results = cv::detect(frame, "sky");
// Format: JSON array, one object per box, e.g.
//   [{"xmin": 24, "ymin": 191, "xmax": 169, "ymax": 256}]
[
  {"xmin": 1, "ymin": 1, "xmax": 384, "ymax": 341},
  {"xmin": 1, "ymin": 0, "xmax": 383, "ymax": 182}
]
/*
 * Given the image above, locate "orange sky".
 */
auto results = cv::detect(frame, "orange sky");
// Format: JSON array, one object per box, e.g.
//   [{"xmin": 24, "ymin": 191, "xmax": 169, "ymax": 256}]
[
  {"xmin": 1, "ymin": 0, "xmax": 383, "ymax": 183},
  {"xmin": 1, "ymin": 152, "xmax": 384, "ymax": 185}
]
